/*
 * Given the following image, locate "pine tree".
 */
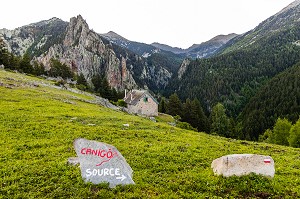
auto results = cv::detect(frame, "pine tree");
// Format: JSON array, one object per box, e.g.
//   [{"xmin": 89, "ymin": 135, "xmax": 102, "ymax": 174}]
[
  {"xmin": 210, "ymin": 103, "xmax": 230, "ymax": 137},
  {"xmin": 92, "ymin": 74, "xmax": 102, "ymax": 93},
  {"xmin": 191, "ymin": 99, "xmax": 209, "ymax": 132},
  {"xmin": 77, "ymin": 73, "xmax": 88, "ymax": 87},
  {"xmin": 0, "ymin": 38, "xmax": 9, "ymax": 66},
  {"xmin": 158, "ymin": 97, "xmax": 167, "ymax": 113},
  {"xmin": 49, "ymin": 58, "xmax": 73, "ymax": 78},
  {"xmin": 100, "ymin": 77, "xmax": 112, "ymax": 99},
  {"xmin": 167, "ymin": 93, "xmax": 183, "ymax": 117},
  {"xmin": 182, "ymin": 98, "xmax": 193, "ymax": 124},
  {"xmin": 19, "ymin": 53, "xmax": 34, "ymax": 74},
  {"xmin": 32, "ymin": 61, "xmax": 46, "ymax": 76}
]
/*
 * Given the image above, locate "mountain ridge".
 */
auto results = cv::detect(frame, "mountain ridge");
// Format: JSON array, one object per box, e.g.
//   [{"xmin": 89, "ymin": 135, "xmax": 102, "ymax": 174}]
[
  {"xmin": 220, "ymin": 0, "xmax": 300, "ymax": 54},
  {"xmin": 166, "ymin": 0, "xmax": 300, "ymax": 139},
  {"xmin": 0, "ymin": 15, "xmax": 177, "ymax": 92},
  {"xmin": 151, "ymin": 33, "xmax": 237, "ymax": 59}
]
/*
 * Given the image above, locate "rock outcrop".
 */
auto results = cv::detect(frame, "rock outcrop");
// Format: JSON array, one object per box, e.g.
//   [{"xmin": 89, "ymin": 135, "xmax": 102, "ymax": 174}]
[
  {"xmin": 36, "ymin": 15, "xmax": 136, "ymax": 91},
  {"xmin": 177, "ymin": 59, "xmax": 190, "ymax": 79}
]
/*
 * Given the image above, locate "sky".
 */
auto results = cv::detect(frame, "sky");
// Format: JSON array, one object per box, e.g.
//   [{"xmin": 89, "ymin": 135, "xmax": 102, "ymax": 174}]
[{"xmin": 1, "ymin": 0, "xmax": 296, "ymax": 49}]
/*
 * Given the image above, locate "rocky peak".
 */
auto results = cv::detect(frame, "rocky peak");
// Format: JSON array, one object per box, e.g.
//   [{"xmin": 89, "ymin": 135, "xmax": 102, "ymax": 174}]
[
  {"xmin": 28, "ymin": 17, "xmax": 64, "ymax": 28},
  {"xmin": 102, "ymin": 31, "xmax": 128, "ymax": 42},
  {"xmin": 36, "ymin": 15, "xmax": 137, "ymax": 91},
  {"xmin": 64, "ymin": 15, "xmax": 90, "ymax": 47}
]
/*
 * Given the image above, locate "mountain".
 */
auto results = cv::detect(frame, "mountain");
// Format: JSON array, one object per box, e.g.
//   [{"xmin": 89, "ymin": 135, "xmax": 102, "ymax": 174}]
[
  {"xmin": 101, "ymin": 31, "xmax": 184, "ymax": 74},
  {"xmin": 151, "ymin": 33, "xmax": 238, "ymax": 59},
  {"xmin": 166, "ymin": 0, "xmax": 300, "ymax": 126},
  {"xmin": 220, "ymin": 0, "xmax": 300, "ymax": 54},
  {"xmin": 151, "ymin": 42, "xmax": 185, "ymax": 54},
  {"xmin": 0, "ymin": 17, "xmax": 68, "ymax": 56},
  {"xmin": 241, "ymin": 61, "xmax": 300, "ymax": 140},
  {"xmin": 0, "ymin": 15, "xmax": 178, "ymax": 92},
  {"xmin": 101, "ymin": 31, "xmax": 158, "ymax": 57},
  {"xmin": 185, "ymin": 34, "xmax": 237, "ymax": 58}
]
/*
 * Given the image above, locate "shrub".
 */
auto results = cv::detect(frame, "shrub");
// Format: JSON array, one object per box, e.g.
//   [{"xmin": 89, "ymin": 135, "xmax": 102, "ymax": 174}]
[{"xmin": 289, "ymin": 119, "xmax": 300, "ymax": 148}]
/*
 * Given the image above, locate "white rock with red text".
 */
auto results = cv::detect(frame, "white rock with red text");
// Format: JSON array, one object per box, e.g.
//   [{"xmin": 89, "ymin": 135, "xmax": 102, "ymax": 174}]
[
  {"xmin": 73, "ymin": 138, "xmax": 135, "ymax": 188},
  {"xmin": 211, "ymin": 154, "xmax": 275, "ymax": 178}
]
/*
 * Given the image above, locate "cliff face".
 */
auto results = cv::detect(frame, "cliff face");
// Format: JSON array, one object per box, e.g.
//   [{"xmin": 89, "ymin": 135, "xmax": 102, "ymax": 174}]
[{"xmin": 35, "ymin": 15, "xmax": 136, "ymax": 91}]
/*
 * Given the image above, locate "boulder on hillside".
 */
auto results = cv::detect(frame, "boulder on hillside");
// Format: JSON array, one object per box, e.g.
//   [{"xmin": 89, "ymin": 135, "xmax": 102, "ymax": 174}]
[{"xmin": 211, "ymin": 154, "xmax": 275, "ymax": 178}]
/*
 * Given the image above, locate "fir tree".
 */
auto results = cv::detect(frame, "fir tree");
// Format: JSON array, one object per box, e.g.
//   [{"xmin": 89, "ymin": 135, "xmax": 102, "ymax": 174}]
[
  {"xmin": 191, "ymin": 99, "xmax": 209, "ymax": 132},
  {"xmin": 210, "ymin": 103, "xmax": 230, "ymax": 137},
  {"xmin": 167, "ymin": 93, "xmax": 183, "ymax": 117},
  {"xmin": 19, "ymin": 53, "xmax": 34, "ymax": 74},
  {"xmin": 158, "ymin": 97, "xmax": 167, "ymax": 113}
]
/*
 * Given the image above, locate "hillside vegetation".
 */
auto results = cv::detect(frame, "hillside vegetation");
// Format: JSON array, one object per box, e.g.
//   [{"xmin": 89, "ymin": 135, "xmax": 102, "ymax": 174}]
[
  {"xmin": 241, "ymin": 62, "xmax": 300, "ymax": 139},
  {"xmin": 167, "ymin": 25, "xmax": 300, "ymax": 118},
  {"xmin": 1, "ymin": 70, "xmax": 300, "ymax": 198}
]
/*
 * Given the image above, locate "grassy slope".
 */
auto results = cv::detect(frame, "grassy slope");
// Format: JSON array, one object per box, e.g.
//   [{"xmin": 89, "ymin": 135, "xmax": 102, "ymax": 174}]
[{"xmin": 0, "ymin": 70, "xmax": 300, "ymax": 198}]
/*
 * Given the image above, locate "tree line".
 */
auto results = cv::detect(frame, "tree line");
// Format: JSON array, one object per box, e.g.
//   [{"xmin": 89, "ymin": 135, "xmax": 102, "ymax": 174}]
[
  {"xmin": 259, "ymin": 118, "xmax": 300, "ymax": 148},
  {"xmin": 159, "ymin": 93, "xmax": 237, "ymax": 137}
]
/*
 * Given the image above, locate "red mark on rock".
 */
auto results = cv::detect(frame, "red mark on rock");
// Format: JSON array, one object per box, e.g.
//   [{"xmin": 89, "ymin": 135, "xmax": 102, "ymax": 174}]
[{"xmin": 81, "ymin": 148, "xmax": 118, "ymax": 166}]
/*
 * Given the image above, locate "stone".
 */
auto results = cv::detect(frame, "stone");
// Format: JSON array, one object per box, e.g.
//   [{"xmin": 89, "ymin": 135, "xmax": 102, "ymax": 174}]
[
  {"xmin": 73, "ymin": 138, "xmax": 135, "ymax": 188},
  {"xmin": 67, "ymin": 157, "xmax": 80, "ymax": 166},
  {"xmin": 211, "ymin": 154, "xmax": 275, "ymax": 178},
  {"xmin": 149, "ymin": 117, "xmax": 156, "ymax": 122}
]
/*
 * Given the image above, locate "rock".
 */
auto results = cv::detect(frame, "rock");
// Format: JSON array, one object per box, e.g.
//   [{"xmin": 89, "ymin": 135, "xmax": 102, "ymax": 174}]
[
  {"xmin": 149, "ymin": 117, "xmax": 156, "ymax": 122},
  {"xmin": 123, "ymin": 124, "xmax": 129, "ymax": 127},
  {"xmin": 177, "ymin": 59, "xmax": 190, "ymax": 79},
  {"xmin": 67, "ymin": 157, "xmax": 80, "ymax": 166},
  {"xmin": 211, "ymin": 154, "xmax": 275, "ymax": 178},
  {"xmin": 36, "ymin": 15, "xmax": 137, "ymax": 92},
  {"xmin": 0, "ymin": 64, "xmax": 4, "ymax": 69},
  {"xmin": 73, "ymin": 138, "xmax": 135, "ymax": 188}
]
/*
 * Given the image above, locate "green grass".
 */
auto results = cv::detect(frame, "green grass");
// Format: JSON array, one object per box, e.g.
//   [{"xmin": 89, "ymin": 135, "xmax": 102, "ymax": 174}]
[{"xmin": 1, "ymin": 70, "xmax": 300, "ymax": 198}]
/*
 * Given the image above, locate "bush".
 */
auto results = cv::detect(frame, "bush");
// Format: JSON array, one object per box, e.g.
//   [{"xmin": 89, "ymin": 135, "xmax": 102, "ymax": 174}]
[
  {"xmin": 272, "ymin": 118, "xmax": 292, "ymax": 146},
  {"xmin": 289, "ymin": 119, "xmax": 300, "ymax": 148},
  {"xmin": 117, "ymin": 99, "xmax": 127, "ymax": 107},
  {"xmin": 176, "ymin": 121, "xmax": 197, "ymax": 131}
]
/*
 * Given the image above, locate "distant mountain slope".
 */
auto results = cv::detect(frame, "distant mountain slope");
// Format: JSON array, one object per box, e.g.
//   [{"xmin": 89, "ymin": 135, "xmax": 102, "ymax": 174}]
[
  {"xmin": 151, "ymin": 42, "xmax": 185, "ymax": 54},
  {"xmin": 185, "ymin": 33, "xmax": 238, "ymax": 58},
  {"xmin": 166, "ymin": 0, "xmax": 300, "ymax": 119},
  {"xmin": 101, "ymin": 31, "xmax": 157, "ymax": 57},
  {"xmin": 101, "ymin": 31, "xmax": 184, "ymax": 74},
  {"xmin": 151, "ymin": 33, "xmax": 237, "ymax": 59},
  {"xmin": 241, "ymin": 61, "xmax": 300, "ymax": 140},
  {"xmin": 0, "ymin": 17, "xmax": 68, "ymax": 56},
  {"xmin": 220, "ymin": 0, "xmax": 300, "ymax": 54}
]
